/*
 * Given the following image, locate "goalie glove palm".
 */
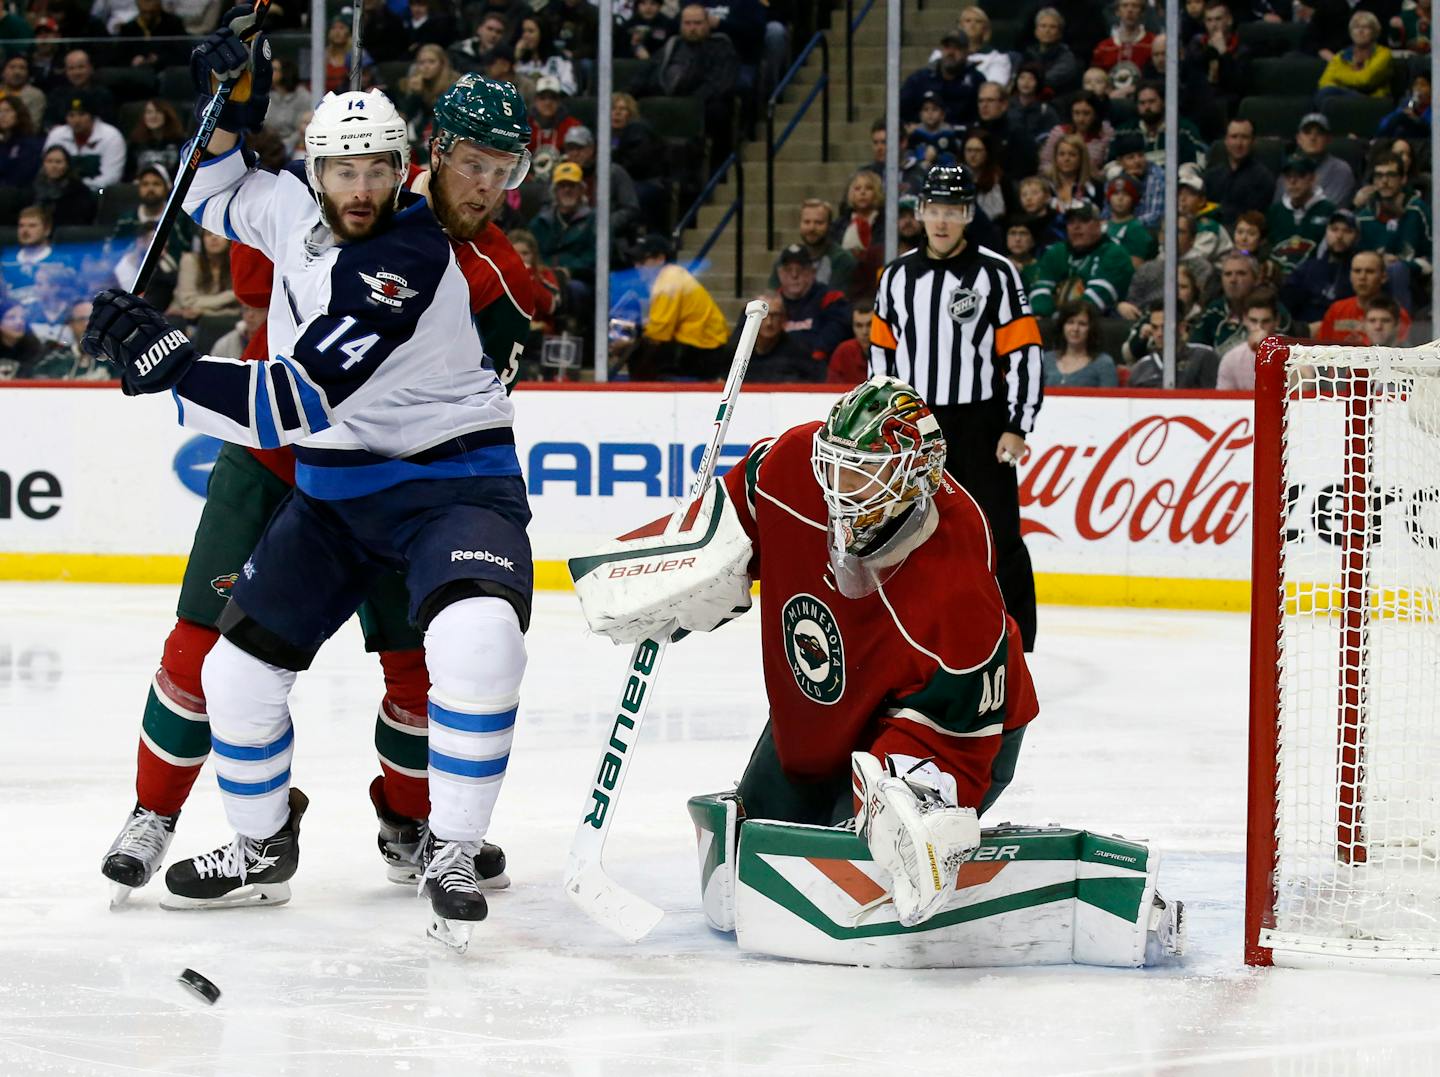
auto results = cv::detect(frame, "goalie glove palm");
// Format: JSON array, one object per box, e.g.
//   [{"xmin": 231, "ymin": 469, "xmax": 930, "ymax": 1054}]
[
  {"xmin": 569, "ymin": 482, "xmax": 753, "ymax": 643},
  {"xmin": 83, "ymin": 289, "xmax": 197, "ymax": 397},
  {"xmin": 852, "ymin": 751, "xmax": 980, "ymax": 927}
]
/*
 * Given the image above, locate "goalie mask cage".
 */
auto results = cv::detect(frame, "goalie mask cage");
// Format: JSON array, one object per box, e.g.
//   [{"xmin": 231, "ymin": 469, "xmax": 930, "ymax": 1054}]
[{"xmin": 1247, "ymin": 338, "xmax": 1440, "ymax": 972}]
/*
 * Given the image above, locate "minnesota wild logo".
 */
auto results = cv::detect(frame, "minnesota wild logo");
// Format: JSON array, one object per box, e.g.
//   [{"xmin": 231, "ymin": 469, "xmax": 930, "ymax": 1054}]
[
  {"xmin": 210, "ymin": 572, "xmax": 239, "ymax": 597},
  {"xmin": 781, "ymin": 593, "xmax": 844, "ymax": 704}
]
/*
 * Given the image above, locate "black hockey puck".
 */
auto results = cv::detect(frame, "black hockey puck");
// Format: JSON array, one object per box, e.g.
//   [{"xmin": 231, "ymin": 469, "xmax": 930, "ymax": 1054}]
[{"xmin": 177, "ymin": 968, "xmax": 221, "ymax": 1005}]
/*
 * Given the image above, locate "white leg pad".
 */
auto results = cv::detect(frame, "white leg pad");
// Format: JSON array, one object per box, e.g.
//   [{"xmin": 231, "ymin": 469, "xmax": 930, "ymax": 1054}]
[
  {"xmin": 201, "ymin": 636, "xmax": 297, "ymax": 840},
  {"xmin": 424, "ymin": 597, "xmax": 526, "ymax": 842},
  {"xmin": 686, "ymin": 792, "xmax": 739, "ymax": 931}
]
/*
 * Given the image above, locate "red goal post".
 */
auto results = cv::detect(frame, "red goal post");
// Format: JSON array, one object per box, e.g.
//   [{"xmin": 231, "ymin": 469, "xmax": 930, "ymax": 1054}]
[{"xmin": 1247, "ymin": 337, "xmax": 1440, "ymax": 972}]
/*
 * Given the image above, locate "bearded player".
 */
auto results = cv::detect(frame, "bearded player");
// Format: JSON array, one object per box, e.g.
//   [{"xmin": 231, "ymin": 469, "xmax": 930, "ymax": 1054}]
[
  {"xmin": 570, "ymin": 378, "xmax": 1182, "ymax": 960},
  {"xmin": 99, "ymin": 67, "xmax": 536, "ymax": 905}
]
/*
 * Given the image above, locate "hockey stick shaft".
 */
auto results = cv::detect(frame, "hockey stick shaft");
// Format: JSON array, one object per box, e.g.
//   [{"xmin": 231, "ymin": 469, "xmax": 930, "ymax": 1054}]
[
  {"xmin": 350, "ymin": 0, "xmax": 364, "ymax": 90},
  {"xmin": 564, "ymin": 299, "xmax": 769, "ymax": 942},
  {"xmin": 130, "ymin": 0, "xmax": 271, "ymax": 297}
]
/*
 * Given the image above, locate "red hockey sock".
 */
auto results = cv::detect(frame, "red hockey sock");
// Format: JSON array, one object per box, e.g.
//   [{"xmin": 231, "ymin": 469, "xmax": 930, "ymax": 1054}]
[
  {"xmin": 375, "ymin": 648, "xmax": 431, "ymax": 820},
  {"xmin": 135, "ymin": 619, "xmax": 220, "ymax": 816}
]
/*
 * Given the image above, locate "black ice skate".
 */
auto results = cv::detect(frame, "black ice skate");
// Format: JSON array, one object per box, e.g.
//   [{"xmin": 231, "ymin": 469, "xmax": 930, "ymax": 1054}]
[
  {"xmin": 370, "ymin": 776, "xmax": 509, "ymax": 889},
  {"xmin": 160, "ymin": 789, "xmax": 308, "ymax": 910},
  {"xmin": 420, "ymin": 833, "xmax": 488, "ymax": 952},
  {"xmin": 101, "ymin": 803, "xmax": 179, "ymax": 907}
]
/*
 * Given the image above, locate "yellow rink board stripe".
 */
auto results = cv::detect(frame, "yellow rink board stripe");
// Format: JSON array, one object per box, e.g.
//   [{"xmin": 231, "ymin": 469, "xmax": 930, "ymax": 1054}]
[{"xmin": 0, "ymin": 553, "xmax": 1254, "ymax": 612}]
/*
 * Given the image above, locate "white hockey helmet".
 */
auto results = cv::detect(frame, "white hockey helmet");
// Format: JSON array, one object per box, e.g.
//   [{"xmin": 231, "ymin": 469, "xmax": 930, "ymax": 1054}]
[{"xmin": 304, "ymin": 89, "xmax": 410, "ymax": 222}]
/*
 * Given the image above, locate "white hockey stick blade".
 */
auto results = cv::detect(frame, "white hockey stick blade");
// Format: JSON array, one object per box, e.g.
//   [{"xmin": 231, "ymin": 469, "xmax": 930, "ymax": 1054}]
[{"xmin": 564, "ymin": 860, "xmax": 664, "ymax": 943}]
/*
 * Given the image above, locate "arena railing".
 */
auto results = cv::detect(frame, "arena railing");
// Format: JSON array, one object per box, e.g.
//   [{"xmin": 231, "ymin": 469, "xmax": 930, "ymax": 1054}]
[
  {"xmin": 764, "ymin": 31, "xmax": 829, "ymax": 251},
  {"xmin": 670, "ymin": 151, "xmax": 743, "ymax": 300}
]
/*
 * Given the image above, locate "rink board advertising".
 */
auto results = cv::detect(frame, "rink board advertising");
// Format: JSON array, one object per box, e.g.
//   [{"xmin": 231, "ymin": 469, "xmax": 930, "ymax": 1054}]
[{"xmin": 0, "ymin": 385, "xmax": 1264, "ymax": 609}]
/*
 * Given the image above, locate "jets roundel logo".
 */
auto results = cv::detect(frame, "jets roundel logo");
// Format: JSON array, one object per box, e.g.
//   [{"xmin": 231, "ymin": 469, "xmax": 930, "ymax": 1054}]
[{"xmin": 781, "ymin": 593, "xmax": 844, "ymax": 705}]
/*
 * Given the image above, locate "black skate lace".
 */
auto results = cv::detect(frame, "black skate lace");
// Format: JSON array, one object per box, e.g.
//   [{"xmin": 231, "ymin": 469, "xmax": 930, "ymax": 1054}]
[
  {"xmin": 420, "ymin": 839, "xmax": 481, "ymax": 896},
  {"xmin": 115, "ymin": 809, "xmax": 170, "ymax": 862}
]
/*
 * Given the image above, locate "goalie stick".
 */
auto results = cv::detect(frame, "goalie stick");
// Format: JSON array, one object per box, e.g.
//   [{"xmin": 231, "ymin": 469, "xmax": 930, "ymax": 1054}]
[
  {"xmin": 564, "ymin": 298, "xmax": 769, "ymax": 942},
  {"xmin": 130, "ymin": 0, "xmax": 272, "ymax": 297}
]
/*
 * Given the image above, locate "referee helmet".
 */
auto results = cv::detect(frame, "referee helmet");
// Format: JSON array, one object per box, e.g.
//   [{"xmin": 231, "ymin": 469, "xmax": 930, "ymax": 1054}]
[{"xmin": 919, "ymin": 164, "xmax": 977, "ymax": 207}]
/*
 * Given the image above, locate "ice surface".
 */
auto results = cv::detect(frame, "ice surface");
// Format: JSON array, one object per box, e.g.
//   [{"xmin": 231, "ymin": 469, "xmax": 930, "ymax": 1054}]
[{"xmin": 3, "ymin": 584, "xmax": 1440, "ymax": 1075}]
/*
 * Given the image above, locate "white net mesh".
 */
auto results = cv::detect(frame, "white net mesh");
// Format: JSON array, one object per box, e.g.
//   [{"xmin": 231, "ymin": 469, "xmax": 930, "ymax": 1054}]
[{"xmin": 1268, "ymin": 345, "xmax": 1440, "ymax": 960}]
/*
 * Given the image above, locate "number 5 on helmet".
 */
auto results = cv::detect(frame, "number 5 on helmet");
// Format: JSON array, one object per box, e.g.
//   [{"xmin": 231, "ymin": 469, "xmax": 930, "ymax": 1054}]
[{"xmin": 569, "ymin": 483, "xmax": 754, "ymax": 644}]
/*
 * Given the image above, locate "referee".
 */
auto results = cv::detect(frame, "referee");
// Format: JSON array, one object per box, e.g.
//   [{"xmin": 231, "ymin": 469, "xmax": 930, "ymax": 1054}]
[{"xmin": 868, "ymin": 165, "xmax": 1043, "ymax": 650}]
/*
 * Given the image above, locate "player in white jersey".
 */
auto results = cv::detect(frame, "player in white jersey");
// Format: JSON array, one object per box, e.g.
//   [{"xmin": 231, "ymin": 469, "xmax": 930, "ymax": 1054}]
[{"xmin": 82, "ymin": 18, "xmax": 531, "ymax": 950}]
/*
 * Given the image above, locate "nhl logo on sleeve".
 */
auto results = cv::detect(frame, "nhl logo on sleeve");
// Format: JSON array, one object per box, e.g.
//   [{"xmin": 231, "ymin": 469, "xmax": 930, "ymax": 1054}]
[
  {"xmin": 947, "ymin": 287, "xmax": 980, "ymax": 323},
  {"xmin": 360, "ymin": 270, "xmax": 418, "ymax": 309},
  {"xmin": 781, "ymin": 594, "xmax": 845, "ymax": 704}
]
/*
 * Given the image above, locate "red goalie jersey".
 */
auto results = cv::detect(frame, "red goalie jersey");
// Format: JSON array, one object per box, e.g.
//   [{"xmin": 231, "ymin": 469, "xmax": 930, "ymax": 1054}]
[{"xmin": 720, "ymin": 421, "xmax": 1039, "ymax": 811}]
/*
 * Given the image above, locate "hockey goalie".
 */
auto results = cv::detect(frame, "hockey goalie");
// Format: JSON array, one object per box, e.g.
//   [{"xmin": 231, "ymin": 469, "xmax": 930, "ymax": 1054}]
[{"xmin": 571, "ymin": 376, "xmax": 1182, "ymax": 968}]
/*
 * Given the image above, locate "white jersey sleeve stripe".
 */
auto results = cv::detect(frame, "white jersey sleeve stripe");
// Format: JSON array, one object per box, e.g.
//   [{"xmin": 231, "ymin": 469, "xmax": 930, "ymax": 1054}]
[{"xmin": 883, "ymin": 708, "xmax": 1003, "ymax": 739}]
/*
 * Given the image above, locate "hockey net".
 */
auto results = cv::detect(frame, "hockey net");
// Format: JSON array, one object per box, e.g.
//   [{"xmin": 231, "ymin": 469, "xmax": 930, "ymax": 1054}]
[{"xmin": 1247, "ymin": 339, "xmax": 1440, "ymax": 971}]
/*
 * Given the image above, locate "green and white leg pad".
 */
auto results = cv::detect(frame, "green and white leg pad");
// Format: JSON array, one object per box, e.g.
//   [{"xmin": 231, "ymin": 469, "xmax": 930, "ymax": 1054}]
[{"xmin": 687, "ymin": 796, "xmax": 1183, "ymax": 968}]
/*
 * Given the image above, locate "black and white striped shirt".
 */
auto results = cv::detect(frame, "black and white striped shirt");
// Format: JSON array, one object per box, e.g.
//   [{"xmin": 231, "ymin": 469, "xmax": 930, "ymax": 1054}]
[{"xmin": 868, "ymin": 244, "xmax": 1044, "ymax": 435}]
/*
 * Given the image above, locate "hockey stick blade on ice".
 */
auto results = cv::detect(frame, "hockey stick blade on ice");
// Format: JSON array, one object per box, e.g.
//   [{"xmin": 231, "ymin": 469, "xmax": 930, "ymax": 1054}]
[
  {"xmin": 564, "ymin": 299, "xmax": 769, "ymax": 943},
  {"xmin": 130, "ymin": 0, "xmax": 271, "ymax": 297}
]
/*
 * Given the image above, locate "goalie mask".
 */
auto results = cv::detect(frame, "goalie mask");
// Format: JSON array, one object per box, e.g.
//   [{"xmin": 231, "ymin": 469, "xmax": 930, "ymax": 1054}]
[{"xmin": 812, "ymin": 376, "xmax": 947, "ymax": 598}]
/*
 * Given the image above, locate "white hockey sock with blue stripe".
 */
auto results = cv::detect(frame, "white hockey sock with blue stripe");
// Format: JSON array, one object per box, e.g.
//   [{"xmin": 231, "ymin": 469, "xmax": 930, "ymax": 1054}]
[
  {"xmin": 201, "ymin": 636, "xmax": 299, "ymax": 839},
  {"xmin": 424, "ymin": 598, "xmax": 527, "ymax": 842}
]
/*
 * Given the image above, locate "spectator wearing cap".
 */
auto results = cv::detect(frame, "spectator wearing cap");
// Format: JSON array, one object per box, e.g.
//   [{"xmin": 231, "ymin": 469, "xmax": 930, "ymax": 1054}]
[
  {"xmin": 113, "ymin": 162, "xmax": 193, "ymax": 259},
  {"xmin": 634, "ymin": 4, "xmax": 739, "ymax": 171},
  {"xmin": 559, "ymin": 124, "xmax": 642, "ymax": 249},
  {"xmin": 1093, "ymin": 0, "xmax": 1156, "ymax": 70},
  {"xmin": 618, "ymin": 234, "xmax": 730, "ymax": 380},
  {"xmin": 27, "ymin": 20, "xmax": 65, "ymax": 92},
  {"xmin": 768, "ymin": 198, "xmax": 856, "ymax": 297},
  {"xmin": 1318, "ymin": 10, "xmax": 1394, "ymax": 98},
  {"xmin": 619, "ymin": 0, "xmax": 678, "ymax": 61},
  {"xmin": 1, "ymin": 206, "xmax": 57, "ymax": 295},
  {"xmin": 1109, "ymin": 130, "xmax": 1165, "ymax": 228},
  {"xmin": 907, "ymin": 91, "xmax": 962, "ymax": 169},
  {"xmin": 899, "ymin": 30, "xmax": 985, "ymax": 126},
  {"xmin": 1021, "ymin": 8, "xmax": 1082, "ymax": 95},
  {"xmin": 896, "ymin": 194, "xmax": 928, "ymax": 255},
  {"xmin": 742, "ymin": 290, "xmax": 822, "ymax": 383},
  {"xmin": 1190, "ymin": 251, "xmax": 1295, "ymax": 355},
  {"xmin": 1203, "ymin": 118, "xmax": 1274, "ymax": 226},
  {"xmin": 1317, "ymin": 250, "xmax": 1412, "ymax": 342},
  {"xmin": 775, "ymin": 244, "xmax": 852, "ymax": 364},
  {"xmin": 1029, "ymin": 200, "xmax": 1134, "ymax": 317},
  {"xmin": 1276, "ymin": 112, "xmax": 1355, "ymax": 208},
  {"xmin": 1306, "ymin": 0, "xmax": 1399, "ymax": 63},
  {"xmin": 450, "ymin": 12, "xmax": 510, "ymax": 74},
  {"xmin": 44, "ymin": 51, "xmax": 115, "ymax": 128},
  {"xmin": 529, "ymin": 75, "xmax": 581, "ymax": 156},
  {"xmin": 324, "ymin": 10, "xmax": 377, "ymax": 94},
  {"xmin": 117, "ymin": 0, "xmax": 188, "ymax": 69},
  {"xmin": 514, "ymin": 15, "xmax": 577, "ymax": 96},
  {"xmin": 974, "ymin": 82, "xmax": 1039, "ymax": 180},
  {"xmin": 1103, "ymin": 175, "xmax": 1156, "ymax": 268},
  {"xmin": 1281, "ymin": 208, "xmax": 1363, "ymax": 324},
  {"xmin": 1267, "ymin": 155, "xmax": 1335, "ymax": 275},
  {"xmin": 1176, "ymin": 166, "xmax": 1233, "ymax": 261},
  {"xmin": 1040, "ymin": 91, "xmax": 1114, "ymax": 174},
  {"xmin": 530, "ymin": 160, "xmax": 596, "ymax": 310},
  {"xmin": 1115, "ymin": 81, "xmax": 1207, "ymax": 170},
  {"xmin": 1, "ymin": 56, "xmax": 47, "ymax": 131},
  {"xmin": 1355, "ymin": 150, "xmax": 1431, "ymax": 305},
  {"xmin": 1007, "ymin": 63, "xmax": 1060, "ymax": 146},
  {"xmin": 42, "ymin": 92, "xmax": 123, "ymax": 192}
]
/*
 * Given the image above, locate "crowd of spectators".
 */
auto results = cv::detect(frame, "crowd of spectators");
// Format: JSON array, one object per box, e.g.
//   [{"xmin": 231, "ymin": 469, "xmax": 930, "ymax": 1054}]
[{"xmin": 2, "ymin": 0, "xmax": 1437, "ymax": 384}]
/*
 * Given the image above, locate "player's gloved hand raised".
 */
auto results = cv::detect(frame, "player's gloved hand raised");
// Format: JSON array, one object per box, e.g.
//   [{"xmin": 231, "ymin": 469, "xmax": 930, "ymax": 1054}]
[
  {"xmin": 852, "ymin": 752, "xmax": 980, "ymax": 927},
  {"xmin": 82, "ymin": 289, "xmax": 198, "ymax": 397},
  {"xmin": 190, "ymin": 4, "xmax": 272, "ymax": 132}
]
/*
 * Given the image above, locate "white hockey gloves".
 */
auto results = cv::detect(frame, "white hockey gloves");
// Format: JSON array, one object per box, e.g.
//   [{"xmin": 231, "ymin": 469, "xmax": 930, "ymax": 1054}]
[
  {"xmin": 570, "ymin": 482, "xmax": 754, "ymax": 644},
  {"xmin": 852, "ymin": 752, "xmax": 980, "ymax": 927}
]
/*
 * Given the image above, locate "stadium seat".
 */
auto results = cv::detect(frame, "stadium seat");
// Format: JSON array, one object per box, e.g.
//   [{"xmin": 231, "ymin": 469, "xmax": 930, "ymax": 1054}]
[
  {"xmin": 192, "ymin": 313, "xmax": 237, "ymax": 353},
  {"xmin": 1328, "ymin": 135, "xmax": 1367, "ymax": 175},
  {"xmin": 376, "ymin": 60, "xmax": 411, "ymax": 91},
  {"xmin": 1250, "ymin": 56, "xmax": 1325, "ymax": 97},
  {"xmin": 611, "ymin": 58, "xmax": 646, "ymax": 95},
  {"xmin": 0, "ymin": 226, "xmax": 16, "ymax": 249},
  {"xmin": 98, "ymin": 66, "xmax": 158, "ymax": 105},
  {"xmin": 52, "ymin": 225, "xmax": 112, "ymax": 246},
  {"xmin": 989, "ymin": 19, "xmax": 1021, "ymax": 51},
  {"xmin": 1237, "ymin": 20, "xmax": 1306, "ymax": 57},
  {"xmin": 640, "ymin": 96, "xmax": 705, "ymax": 139},
  {"xmin": 1099, "ymin": 317, "xmax": 1130, "ymax": 365},
  {"xmin": 159, "ymin": 67, "xmax": 192, "ymax": 100},
  {"xmin": 0, "ymin": 185, "xmax": 29, "ymax": 226},
  {"xmin": 1108, "ymin": 98, "xmax": 1137, "ymax": 129},
  {"xmin": 1237, "ymin": 95, "xmax": 1314, "ymax": 138},
  {"xmin": 118, "ymin": 100, "xmax": 147, "ymax": 138},
  {"xmin": 567, "ymin": 95, "xmax": 597, "ymax": 129},
  {"xmin": 1321, "ymin": 95, "xmax": 1396, "ymax": 137},
  {"xmin": 95, "ymin": 184, "xmax": 141, "ymax": 226}
]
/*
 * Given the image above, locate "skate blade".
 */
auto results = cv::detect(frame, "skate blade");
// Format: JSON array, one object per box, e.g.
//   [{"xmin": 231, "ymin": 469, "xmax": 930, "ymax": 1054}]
[
  {"xmin": 109, "ymin": 882, "xmax": 137, "ymax": 909},
  {"xmin": 160, "ymin": 882, "xmax": 292, "ymax": 911},
  {"xmin": 428, "ymin": 915, "xmax": 474, "ymax": 953}
]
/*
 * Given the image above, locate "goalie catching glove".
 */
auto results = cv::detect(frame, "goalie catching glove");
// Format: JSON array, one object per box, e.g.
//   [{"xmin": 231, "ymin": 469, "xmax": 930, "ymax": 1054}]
[
  {"xmin": 569, "ymin": 482, "xmax": 753, "ymax": 643},
  {"xmin": 83, "ymin": 289, "xmax": 197, "ymax": 397},
  {"xmin": 853, "ymin": 752, "xmax": 980, "ymax": 927}
]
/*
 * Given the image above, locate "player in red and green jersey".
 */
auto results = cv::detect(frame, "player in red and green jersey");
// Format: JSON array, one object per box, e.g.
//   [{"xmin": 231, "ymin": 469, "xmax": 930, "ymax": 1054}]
[{"xmin": 571, "ymin": 376, "xmax": 1039, "ymax": 926}]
